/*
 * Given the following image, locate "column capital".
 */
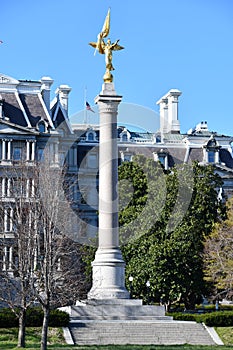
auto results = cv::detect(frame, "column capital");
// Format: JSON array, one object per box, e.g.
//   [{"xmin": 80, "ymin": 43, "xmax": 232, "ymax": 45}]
[{"xmin": 95, "ymin": 83, "xmax": 122, "ymax": 105}]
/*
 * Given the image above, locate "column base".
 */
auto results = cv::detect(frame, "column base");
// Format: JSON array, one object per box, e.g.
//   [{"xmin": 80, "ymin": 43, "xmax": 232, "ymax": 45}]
[{"xmin": 88, "ymin": 247, "xmax": 130, "ymax": 300}]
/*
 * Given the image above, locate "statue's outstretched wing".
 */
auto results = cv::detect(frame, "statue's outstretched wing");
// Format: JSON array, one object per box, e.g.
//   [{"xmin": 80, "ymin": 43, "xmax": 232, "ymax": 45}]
[
  {"xmin": 113, "ymin": 44, "xmax": 124, "ymax": 51},
  {"xmin": 89, "ymin": 42, "xmax": 97, "ymax": 49},
  {"xmin": 89, "ymin": 40, "xmax": 105, "ymax": 54},
  {"xmin": 112, "ymin": 42, "xmax": 124, "ymax": 51}
]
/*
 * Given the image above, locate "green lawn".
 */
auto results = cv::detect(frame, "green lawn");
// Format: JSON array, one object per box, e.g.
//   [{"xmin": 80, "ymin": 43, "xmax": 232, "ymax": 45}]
[
  {"xmin": 215, "ymin": 327, "xmax": 233, "ymax": 346},
  {"xmin": 0, "ymin": 327, "xmax": 233, "ymax": 349}
]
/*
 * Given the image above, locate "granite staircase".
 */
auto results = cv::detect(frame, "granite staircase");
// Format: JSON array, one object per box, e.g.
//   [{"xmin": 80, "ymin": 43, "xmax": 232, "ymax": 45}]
[
  {"xmin": 62, "ymin": 300, "xmax": 220, "ymax": 346},
  {"xmin": 69, "ymin": 320, "xmax": 217, "ymax": 346}
]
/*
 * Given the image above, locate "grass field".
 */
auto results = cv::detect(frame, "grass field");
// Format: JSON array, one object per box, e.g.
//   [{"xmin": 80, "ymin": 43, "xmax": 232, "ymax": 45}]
[{"xmin": 0, "ymin": 327, "xmax": 232, "ymax": 349}]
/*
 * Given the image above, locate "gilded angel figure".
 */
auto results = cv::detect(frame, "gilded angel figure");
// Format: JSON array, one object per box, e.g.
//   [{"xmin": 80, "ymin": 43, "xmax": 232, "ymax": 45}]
[
  {"xmin": 89, "ymin": 36, "xmax": 124, "ymax": 72},
  {"xmin": 89, "ymin": 9, "xmax": 124, "ymax": 82}
]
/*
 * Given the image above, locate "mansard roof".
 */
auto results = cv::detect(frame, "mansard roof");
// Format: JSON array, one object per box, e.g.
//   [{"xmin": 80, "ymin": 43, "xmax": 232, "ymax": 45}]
[
  {"xmin": 0, "ymin": 92, "xmax": 28, "ymax": 127},
  {"xmin": 219, "ymin": 149, "xmax": 233, "ymax": 169},
  {"xmin": 19, "ymin": 93, "xmax": 49, "ymax": 127},
  {"xmin": 0, "ymin": 73, "xmax": 55, "ymax": 130}
]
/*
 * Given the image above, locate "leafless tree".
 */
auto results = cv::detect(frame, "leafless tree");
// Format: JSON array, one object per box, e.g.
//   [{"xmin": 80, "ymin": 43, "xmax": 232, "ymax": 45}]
[
  {"xmin": 0, "ymin": 158, "xmax": 86, "ymax": 350},
  {"xmin": 34, "ymin": 159, "xmax": 86, "ymax": 350},
  {"xmin": 0, "ymin": 164, "xmax": 38, "ymax": 347}
]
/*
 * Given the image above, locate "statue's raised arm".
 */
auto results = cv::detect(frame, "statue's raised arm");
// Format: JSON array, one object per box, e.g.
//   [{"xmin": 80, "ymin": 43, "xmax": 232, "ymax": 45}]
[{"xmin": 89, "ymin": 9, "xmax": 124, "ymax": 83}]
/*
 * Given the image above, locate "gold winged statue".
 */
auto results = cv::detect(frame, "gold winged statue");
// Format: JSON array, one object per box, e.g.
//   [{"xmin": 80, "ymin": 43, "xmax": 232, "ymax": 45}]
[{"xmin": 89, "ymin": 9, "xmax": 124, "ymax": 83}]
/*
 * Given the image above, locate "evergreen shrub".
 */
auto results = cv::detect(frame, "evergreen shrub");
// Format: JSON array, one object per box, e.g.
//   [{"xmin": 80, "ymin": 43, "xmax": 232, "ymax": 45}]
[
  {"xmin": 169, "ymin": 311, "xmax": 233, "ymax": 326},
  {"xmin": 0, "ymin": 307, "xmax": 69, "ymax": 328}
]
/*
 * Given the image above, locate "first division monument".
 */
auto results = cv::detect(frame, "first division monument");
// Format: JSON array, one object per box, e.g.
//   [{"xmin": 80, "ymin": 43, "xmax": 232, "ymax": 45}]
[
  {"xmin": 88, "ymin": 9, "xmax": 129, "ymax": 299},
  {"xmin": 68, "ymin": 11, "xmax": 218, "ymax": 346}
]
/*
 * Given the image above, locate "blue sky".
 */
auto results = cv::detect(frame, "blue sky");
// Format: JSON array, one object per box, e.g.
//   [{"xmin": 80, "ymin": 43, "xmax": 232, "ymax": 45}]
[{"xmin": 1, "ymin": 0, "xmax": 233, "ymax": 135}]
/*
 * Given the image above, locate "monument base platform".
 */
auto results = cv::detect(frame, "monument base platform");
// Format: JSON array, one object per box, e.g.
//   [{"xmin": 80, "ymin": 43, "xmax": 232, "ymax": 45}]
[{"xmin": 63, "ymin": 299, "xmax": 168, "ymax": 321}]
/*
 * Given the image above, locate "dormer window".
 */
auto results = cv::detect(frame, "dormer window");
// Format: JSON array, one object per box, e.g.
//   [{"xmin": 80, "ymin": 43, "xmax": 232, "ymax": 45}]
[
  {"xmin": 122, "ymin": 134, "xmax": 128, "ymax": 142},
  {"xmin": 203, "ymin": 136, "xmax": 220, "ymax": 164},
  {"xmin": 88, "ymin": 132, "xmax": 94, "ymax": 141},
  {"xmin": 37, "ymin": 120, "xmax": 46, "ymax": 133},
  {"xmin": 153, "ymin": 149, "xmax": 169, "ymax": 170},
  {"xmin": 120, "ymin": 149, "xmax": 132, "ymax": 162},
  {"xmin": 86, "ymin": 130, "xmax": 96, "ymax": 142},
  {"xmin": 120, "ymin": 128, "xmax": 130, "ymax": 142}
]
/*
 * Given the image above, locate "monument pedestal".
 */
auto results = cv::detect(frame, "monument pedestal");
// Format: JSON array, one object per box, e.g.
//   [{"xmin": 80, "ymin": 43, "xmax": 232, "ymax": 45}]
[{"xmin": 88, "ymin": 248, "xmax": 129, "ymax": 299}]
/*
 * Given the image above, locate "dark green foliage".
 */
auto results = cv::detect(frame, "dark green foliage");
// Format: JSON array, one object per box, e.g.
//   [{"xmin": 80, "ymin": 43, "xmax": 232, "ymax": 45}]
[
  {"xmin": 203, "ymin": 312, "xmax": 233, "ymax": 327},
  {"xmin": 48, "ymin": 309, "xmax": 70, "ymax": 327},
  {"xmin": 0, "ymin": 309, "xmax": 18, "ymax": 327},
  {"xmin": 119, "ymin": 157, "xmax": 225, "ymax": 310},
  {"xmin": 170, "ymin": 311, "xmax": 233, "ymax": 326},
  {"xmin": 0, "ymin": 307, "xmax": 69, "ymax": 328},
  {"xmin": 169, "ymin": 313, "xmax": 202, "ymax": 322}
]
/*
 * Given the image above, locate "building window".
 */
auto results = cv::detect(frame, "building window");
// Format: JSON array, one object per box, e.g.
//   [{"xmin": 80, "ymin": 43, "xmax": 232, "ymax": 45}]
[
  {"xmin": 153, "ymin": 150, "xmax": 169, "ymax": 170},
  {"xmin": 204, "ymin": 136, "xmax": 220, "ymax": 164},
  {"xmin": 5, "ymin": 208, "xmax": 12, "ymax": 232},
  {"xmin": 86, "ymin": 130, "xmax": 96, "ymax": 142},
  {"xmin": 124, "ymin": 154, "xmax": 132, "ymax": 162},
  {"xmin": 208, "ymin": 151, "xmax": 215, "ymax": 163},
  {"xmin": 13, "ymin": 147, "xmax": 22, "ymax": 161},
  {"xmin": 120, "ymin": 150, "xmax": 132, "ymax": 162},
  {"xmin": 122, "ymin": 134, "xmax": 128, "ymax": 142},
  {"xmin": 88, "ymin": 132, "xmax": 94, "ymax": 141},
  {"xmin": 158, "ymin": 155, "xmax": 166, "ymax": 166},
  {"xmin": 38, "ymin": 121, "xmax": 46, "ymax": 133}
]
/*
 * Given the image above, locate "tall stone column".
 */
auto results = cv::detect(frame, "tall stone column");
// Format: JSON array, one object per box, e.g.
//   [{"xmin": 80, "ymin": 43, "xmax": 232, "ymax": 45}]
[{"xmin": 88, "ymin": 83, "xmax": 129, "ymax": 300}]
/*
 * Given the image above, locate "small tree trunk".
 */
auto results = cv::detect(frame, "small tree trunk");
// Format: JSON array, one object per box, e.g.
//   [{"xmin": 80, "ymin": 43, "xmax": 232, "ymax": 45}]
[
  {"xmin": 40, "ymin": 305, "xmax": 50, "ymax": 350},
  {"xmin": 164, "ymin": 301, "xmax": 171, "ymax": 313},
  {"xmin": 17, "ymin": 308, "xmax": 26, "ymax": 348}
]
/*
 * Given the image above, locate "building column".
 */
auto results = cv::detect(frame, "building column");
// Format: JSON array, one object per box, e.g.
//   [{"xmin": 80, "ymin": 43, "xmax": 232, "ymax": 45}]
[
  {"xmin": 8, "ymin": 246, "xmax": 13, "ymax": 271},
  {"xmin": 215, "ymin": 150, "xmax": 220, "ymax": 163},
  {"xmin": 7, "ymin": 140, "xmax": 12, "ymax": 160},
  {"xmin": 88, "ymin": 83, "xmax": 129, "ymax": 300},
  {"xmin": 31, "ymin": 179, "xmax": 35, "ymax": 197},
  {"xmin": 31, "ymin": 141, "xmax": 36, "ymax": 161},
  {"xmin": 26, "ymin": 179, "xmax": 30, "ymax": 198},
  {"xmin": 2, "ymin": 140, "xmax": 6, "ymax": 160},
  {"xmin": 2, "ymin": 246, "xmax": 7, "ymax": 271},
  {"xmin": 26, "ymin": 140, "xmax": 30, "ymax": 161},
  {"xmin": 164, "ymin": 155, "xmax": 168, "ymax": 170},
  {"xmin": 2, "ymin": 178, "xmax": 5, "ymax": 196},
  {"xmin": 6, "ymin": 179, "xmax": 10, "ymax": 197},
  {"xmin": 54, "ymin": 142, "xmax": 59, "ymax": 164}
]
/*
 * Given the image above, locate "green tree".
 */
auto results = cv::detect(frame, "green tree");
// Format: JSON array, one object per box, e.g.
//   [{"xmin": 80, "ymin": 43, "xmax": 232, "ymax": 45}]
[
  {"xmin": 119, "ymin": 156, "xmax": 224, "ymax": 310},
  {"xmin": 204, "ymin": 196, "xmax": 233, "ymax": 300}
]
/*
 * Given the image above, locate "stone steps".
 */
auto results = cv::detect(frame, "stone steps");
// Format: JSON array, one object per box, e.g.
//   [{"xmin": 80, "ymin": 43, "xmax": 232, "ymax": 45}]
[{"xmin": 69, "ymin": 320, "xmax": 216, "ymax": 345}]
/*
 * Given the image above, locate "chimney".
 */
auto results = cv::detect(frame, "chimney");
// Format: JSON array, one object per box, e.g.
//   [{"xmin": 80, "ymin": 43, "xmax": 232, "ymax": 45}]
[
  {"xmin": 167, "ymin": 89, "xmax": 182, "ymax": 133},
  {"xmin": 55, "ymin": 85, "xmax": 72, "ymax": 117},
  {"xmin": 157, "ymin": 89, "xmax": 182, "ymax": 134},
  {"xmin": 156, "ymin": 97, "xmax": 168, "ymax": 137},
  {"xmin": 41, "ymin": 76, "xmax": 54, "ymax": 114}
]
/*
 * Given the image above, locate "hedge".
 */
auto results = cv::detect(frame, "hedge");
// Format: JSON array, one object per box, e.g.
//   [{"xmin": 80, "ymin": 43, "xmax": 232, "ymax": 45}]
[
  {"xmin": 0, "ymin": 307, "xmax": 69, "ymax": 328},
  {"xmin": 168, "ymin": 311, "xmax": 233, "ymax": 327},
  {"xmin": 203, "ymin": 312, "xmax": 233, "ymax": 327}
]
